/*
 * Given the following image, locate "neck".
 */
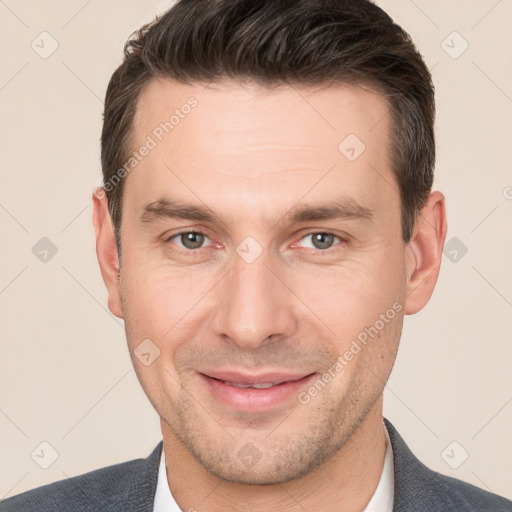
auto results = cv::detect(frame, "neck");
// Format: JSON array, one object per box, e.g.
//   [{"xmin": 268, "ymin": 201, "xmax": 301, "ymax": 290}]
[{"xmin": 161, "ymin": 397, "xmax": 387, "ymax": 512}]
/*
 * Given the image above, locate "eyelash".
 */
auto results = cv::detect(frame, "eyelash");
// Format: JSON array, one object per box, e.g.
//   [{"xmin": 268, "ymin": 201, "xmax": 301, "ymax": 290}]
[{"xmin": 165, "ymin": 230, "xmax": 345, "ymax": 255}]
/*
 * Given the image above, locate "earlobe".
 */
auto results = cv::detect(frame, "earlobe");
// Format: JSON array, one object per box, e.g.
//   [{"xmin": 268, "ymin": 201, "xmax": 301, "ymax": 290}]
[
  {"xmin": 404, "ymin": 191, "xmax": 447, "ymax": 315},
  {"xmin": 92, "ymin": 188, "xmax": 124, "ymax": 319}
]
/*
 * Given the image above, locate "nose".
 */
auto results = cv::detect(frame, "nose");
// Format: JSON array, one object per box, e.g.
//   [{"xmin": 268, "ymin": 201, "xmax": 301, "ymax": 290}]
[{"xmin": 211, "ymin": 250, "xmax": 297, "ymax": 350}]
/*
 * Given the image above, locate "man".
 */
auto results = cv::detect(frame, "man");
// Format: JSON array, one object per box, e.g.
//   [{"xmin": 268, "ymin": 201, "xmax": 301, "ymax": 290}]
[{"xmin": 2, "ymin": 0, "xmax": 510, "ymax": 511}]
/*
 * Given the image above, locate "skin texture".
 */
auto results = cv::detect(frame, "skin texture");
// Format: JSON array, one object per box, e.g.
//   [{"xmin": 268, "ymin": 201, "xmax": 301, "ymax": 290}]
[{"xmin": 93, "ymin": 79, "xmax": 447, "ymax": 511}]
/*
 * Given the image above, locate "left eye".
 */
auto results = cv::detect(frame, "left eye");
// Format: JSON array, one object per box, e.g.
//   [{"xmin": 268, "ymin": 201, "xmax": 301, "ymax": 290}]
[
  {"xmin": 170, "ymin": 232, "xmax": 212, "ymax": 250},
  {"xmin": 299, "ymin": 232, "xmax": 341, "ymax": 250}
]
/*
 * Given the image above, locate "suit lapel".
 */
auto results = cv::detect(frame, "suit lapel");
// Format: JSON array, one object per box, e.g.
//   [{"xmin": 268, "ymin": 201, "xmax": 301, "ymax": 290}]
[
  {"xmin": 385, "ymin": 418, "xmax": 446, "ymax": 511},
  {"xmin": 107, "ymin": 441, "xmax": 163, "ymax": 512}
]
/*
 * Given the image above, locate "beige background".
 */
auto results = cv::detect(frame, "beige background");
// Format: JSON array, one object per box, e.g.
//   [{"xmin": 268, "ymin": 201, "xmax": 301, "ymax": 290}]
[{"xmin": 1, "ymin": 0, "xmax": 511, "ymax": 502}]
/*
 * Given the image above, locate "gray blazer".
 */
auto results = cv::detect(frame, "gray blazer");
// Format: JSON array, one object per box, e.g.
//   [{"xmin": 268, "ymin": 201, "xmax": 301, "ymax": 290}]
[{"xmin": 1, "ymin": 418, "xmax": 511, "ymax": 511}]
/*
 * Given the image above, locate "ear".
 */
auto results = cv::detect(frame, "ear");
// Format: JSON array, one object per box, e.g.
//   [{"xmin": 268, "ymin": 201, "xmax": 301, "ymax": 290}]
[
  {"xmin": 404, "ymin": 191, "xmax": 447, "ymax": 315},
  {"xmin": 92, "ymin": 188, "xmax": 123, "ymax": 319}
]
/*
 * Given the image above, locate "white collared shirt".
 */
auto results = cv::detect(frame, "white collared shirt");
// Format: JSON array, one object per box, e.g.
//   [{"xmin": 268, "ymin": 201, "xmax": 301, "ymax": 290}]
[
  {"xmin": 363, "ymin": 424, "xmax": 394, "ymax": 512},
  {"xmin": 153, "ymin": 424, "xmax": 394, "ymax": 511}
]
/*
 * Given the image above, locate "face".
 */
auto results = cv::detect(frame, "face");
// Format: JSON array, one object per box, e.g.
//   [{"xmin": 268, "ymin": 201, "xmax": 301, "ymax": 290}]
[{"xmin": 94, "ymin": 79, "xmax": 443, "ymax": 485}]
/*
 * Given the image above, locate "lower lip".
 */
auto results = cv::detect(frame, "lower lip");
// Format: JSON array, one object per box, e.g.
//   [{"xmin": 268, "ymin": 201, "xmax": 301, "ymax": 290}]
[{"xmin": 200, "ymin": 373, "xmax": 316, "ymax": 412}]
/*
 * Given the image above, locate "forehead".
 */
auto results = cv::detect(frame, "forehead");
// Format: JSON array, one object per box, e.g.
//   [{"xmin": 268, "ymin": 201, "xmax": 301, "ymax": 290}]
[
  {"xmin": 134, "ymin": 78, "xmax": 389, "ymax": 152},
  {"xmin": 126, "ymin": 78, "xmax": 395, "ymax": 219}
]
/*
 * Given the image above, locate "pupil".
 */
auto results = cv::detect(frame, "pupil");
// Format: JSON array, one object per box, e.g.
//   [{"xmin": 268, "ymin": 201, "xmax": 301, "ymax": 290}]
[
  {"xmin": 313, "ymin": 233, "xmax": 333, "ymax": 249},
  {"xmin": 182, "ymin": 232, "xmax": 204, "ymax": 249}
]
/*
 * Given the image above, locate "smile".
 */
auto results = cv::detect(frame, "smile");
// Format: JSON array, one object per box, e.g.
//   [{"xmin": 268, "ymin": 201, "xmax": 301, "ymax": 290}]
[{"xmin": 199, "ymin": 371, "xmax": 316, "ymax": 412}]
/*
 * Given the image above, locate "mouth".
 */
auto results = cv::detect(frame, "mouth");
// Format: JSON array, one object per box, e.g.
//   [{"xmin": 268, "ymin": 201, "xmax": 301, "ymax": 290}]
[{"xmin": 198, "ymin": 370, "xmax": 316, "ymax": 411}]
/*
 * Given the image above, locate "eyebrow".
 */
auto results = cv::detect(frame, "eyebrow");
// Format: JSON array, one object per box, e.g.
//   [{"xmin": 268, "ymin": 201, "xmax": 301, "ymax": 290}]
[
  {"xmin": 285, "ymin": 198, "xmax": 373, "ymax": 223},
  {"xmin": 140, "ymin": 199, "xmax": 217, "ymax": 224},
  {"xmin": 139, "ymin": 197, "xmax": 373, "ymax": 226}
]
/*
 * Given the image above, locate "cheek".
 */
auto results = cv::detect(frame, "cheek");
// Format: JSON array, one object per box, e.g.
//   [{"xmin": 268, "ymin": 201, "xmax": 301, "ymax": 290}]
[
  {"xmin": 120, "ymin": 269, "xmax": 195, "ymax": 402},
  {"xmin": 292, "ymin": 257, "xmax": 405, "ymax": 336},
  {"xmin": 120, "ymin": 263, "xmax": 214, "ymax": 347}
]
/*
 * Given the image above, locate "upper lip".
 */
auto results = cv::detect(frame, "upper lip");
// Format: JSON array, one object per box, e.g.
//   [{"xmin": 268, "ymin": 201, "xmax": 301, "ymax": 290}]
[{"xmin": 200, "ymin": 370, "xmax": 314, "ymax": 385}]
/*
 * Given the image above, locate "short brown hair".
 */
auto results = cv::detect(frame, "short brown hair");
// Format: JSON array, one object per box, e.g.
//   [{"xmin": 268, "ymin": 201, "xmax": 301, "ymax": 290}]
[{"xmin": 101, "ymin": 0, "xmax": 435, "ymax": 246}]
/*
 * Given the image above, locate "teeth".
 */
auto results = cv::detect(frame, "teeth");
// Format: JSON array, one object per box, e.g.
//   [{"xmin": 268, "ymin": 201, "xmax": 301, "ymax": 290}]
[
  {"xmin": 252, "ymin": 382, "xmax": 277, "ymax": 389},
  {"xmin": 225, "ymin": 381, "xmax": 253, "ymax": 388},
  {"xmin": 223, "ymin": 381, "xmax": 280, "ymax": 389}
]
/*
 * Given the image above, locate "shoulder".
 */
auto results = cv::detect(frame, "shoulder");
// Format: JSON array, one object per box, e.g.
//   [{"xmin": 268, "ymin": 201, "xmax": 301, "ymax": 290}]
[
  {"xmin": 427, "ymin": 469, "xmax": 512, "ymax": 511},
  {"xmin": 0, "ymin": 442, "xmax": 162, "ymax": 512},
  {"xmin": 385, "ymin": 418, "xmax": 512, "ymax": 512}
]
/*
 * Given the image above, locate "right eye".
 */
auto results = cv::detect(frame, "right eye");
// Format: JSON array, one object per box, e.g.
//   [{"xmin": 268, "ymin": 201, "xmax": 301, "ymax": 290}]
[{"xmin": 167, "ymin": 231, "xmax": 213, "ymax": 251}]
